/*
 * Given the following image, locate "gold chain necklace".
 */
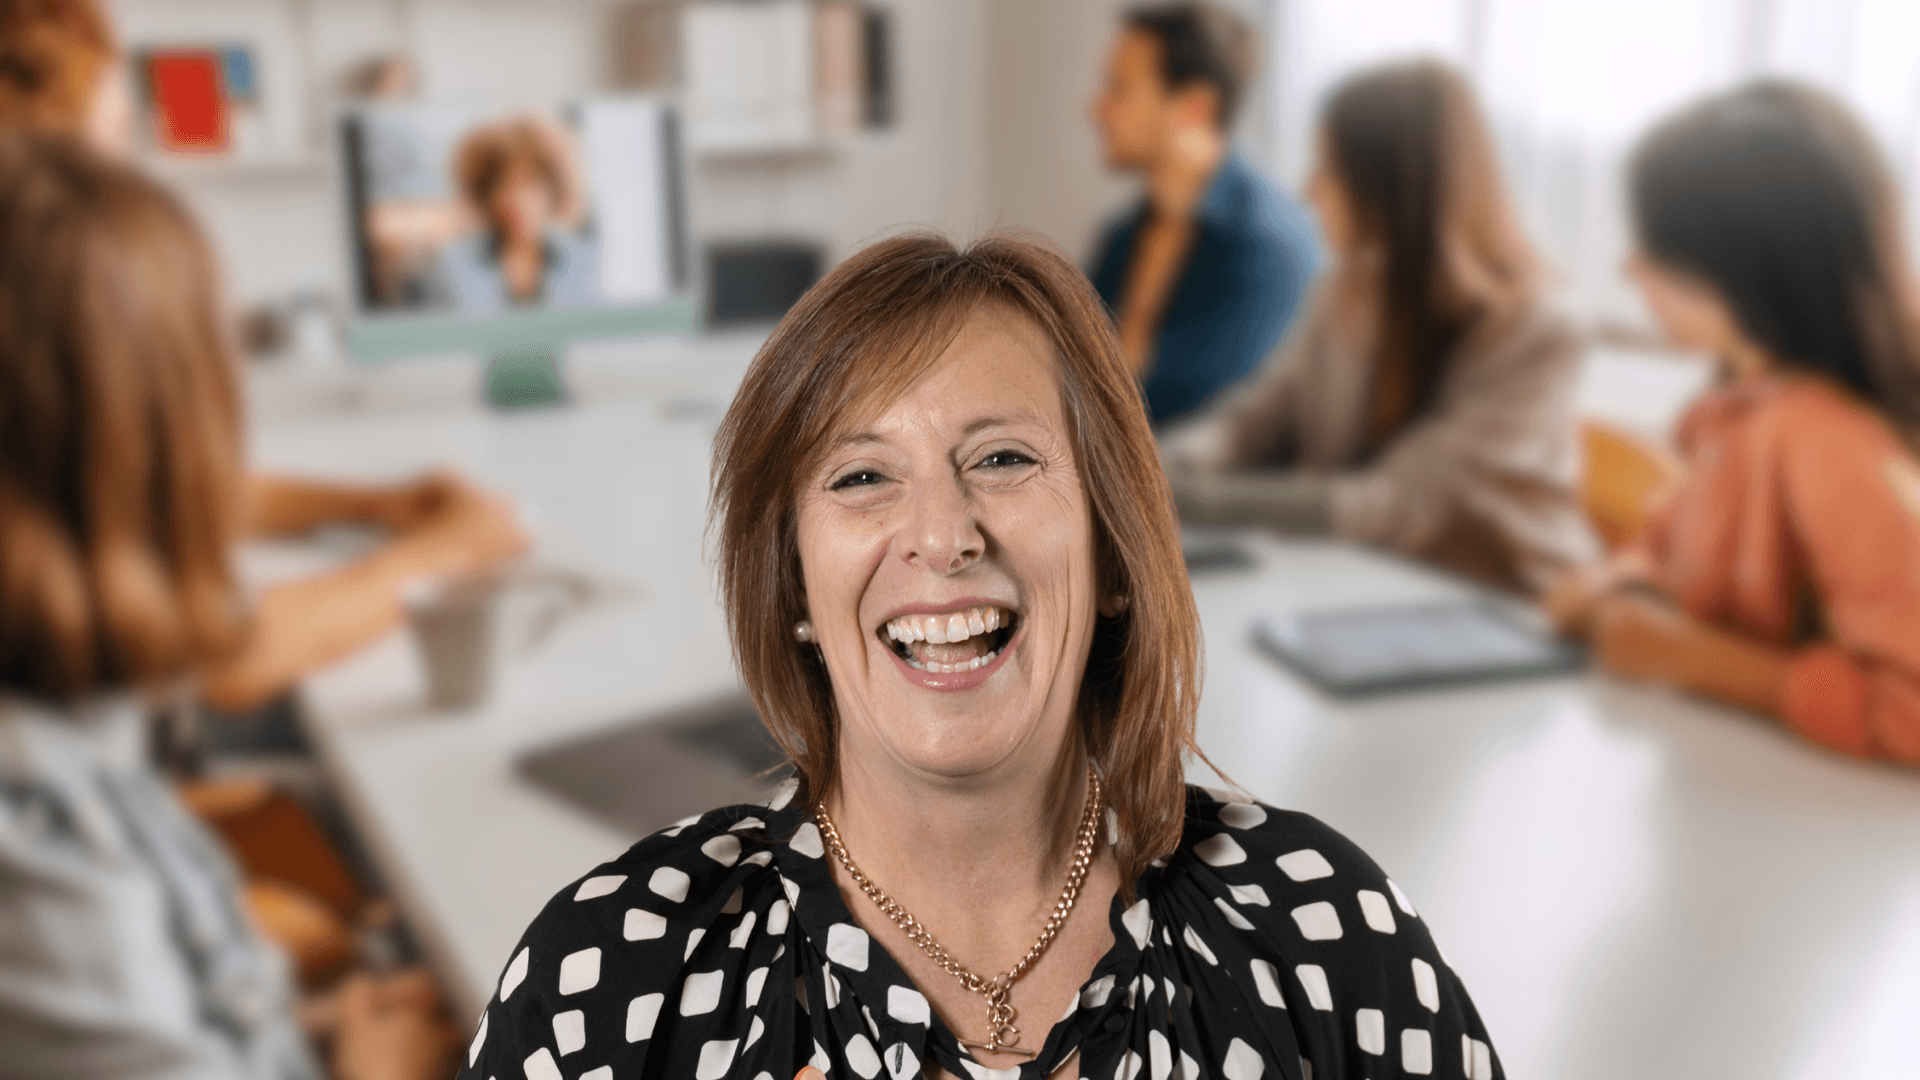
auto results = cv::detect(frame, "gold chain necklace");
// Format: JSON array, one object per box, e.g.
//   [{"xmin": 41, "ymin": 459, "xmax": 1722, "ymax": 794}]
[{"xmin": 813, "ymin": 765, "xmax": 1103, "ymax": 1059}]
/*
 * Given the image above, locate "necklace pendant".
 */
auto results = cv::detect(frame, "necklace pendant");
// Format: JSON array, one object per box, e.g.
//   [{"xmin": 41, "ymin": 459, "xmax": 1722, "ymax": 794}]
[{"xmin": 960, "ymin": 1038, "xmax": 1037, "ymax": 1060}]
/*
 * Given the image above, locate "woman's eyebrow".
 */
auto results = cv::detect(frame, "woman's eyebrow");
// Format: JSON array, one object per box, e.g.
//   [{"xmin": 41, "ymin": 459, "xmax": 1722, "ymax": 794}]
[{"xmin": 960, "ymin": 413, "xmax": 1042, "ymax": 436}]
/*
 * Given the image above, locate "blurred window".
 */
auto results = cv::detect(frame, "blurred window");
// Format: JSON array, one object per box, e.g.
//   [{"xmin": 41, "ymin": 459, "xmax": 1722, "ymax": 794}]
[{"xmin": 1270, "ymin": 0, "xmax": 1920, "ymax": 329}]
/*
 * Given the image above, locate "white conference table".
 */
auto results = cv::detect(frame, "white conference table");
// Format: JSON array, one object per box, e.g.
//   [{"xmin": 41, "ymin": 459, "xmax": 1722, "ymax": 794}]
[{"xmin": 246, "ymin": 336, "xmax": 1920, "ymax": 1080}]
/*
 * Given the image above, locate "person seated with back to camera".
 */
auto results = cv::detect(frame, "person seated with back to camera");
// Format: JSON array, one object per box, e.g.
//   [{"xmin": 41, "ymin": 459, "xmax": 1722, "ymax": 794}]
[
  {"xmin": 0, "ymin": 132, "xmax": 466, "ymax": 1080},
  {"xmin": 461, "ymin": 232, "xmax": 1505, "ymax": 1080},
  {"xmin": 1162, "ymin": 61, "xmax": 1598, "ymax": 596},
  {"xmin": 0, "ymin": 0, "xmax": 530, "ymax": 713},
  {"xmin": 1087, "ymin": 1, "xmax": 1320, "ymax": 427},
  {"xmin": 1547, "ymin": 83, "xmax": 1920, "ymax": 766}
]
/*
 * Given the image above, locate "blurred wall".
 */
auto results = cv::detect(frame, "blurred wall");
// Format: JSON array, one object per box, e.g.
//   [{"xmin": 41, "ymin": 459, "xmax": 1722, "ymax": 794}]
[
  {"xmin": 694, "ymin": 0, "xmax": 989, "ymax": 259},
  {"xmin": 110, "ymin": 0, "xmax": 1285, "ymax": 313},
  {"xmin": 109, "ymin": 0, "xmax": 991, "ymax": 309}
]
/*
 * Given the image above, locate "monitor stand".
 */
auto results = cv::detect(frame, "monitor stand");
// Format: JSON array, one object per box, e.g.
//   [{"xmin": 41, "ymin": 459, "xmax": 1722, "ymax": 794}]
[{"xmin": 485, "ymin": 343, "xmax": 565, "ymax": 409}]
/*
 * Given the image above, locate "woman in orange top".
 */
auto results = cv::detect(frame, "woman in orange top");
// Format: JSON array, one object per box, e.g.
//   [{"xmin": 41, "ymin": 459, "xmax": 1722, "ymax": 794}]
[{"xmin": 1550, "ymin": 83, "xmax": 1920, "ymax": 764}]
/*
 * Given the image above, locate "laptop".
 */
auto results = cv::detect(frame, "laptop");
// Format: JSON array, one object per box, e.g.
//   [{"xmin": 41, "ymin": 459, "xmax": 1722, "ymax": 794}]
[{"xmin": 515, "ymin": 691, "xmax": 789, "ymax": 840}]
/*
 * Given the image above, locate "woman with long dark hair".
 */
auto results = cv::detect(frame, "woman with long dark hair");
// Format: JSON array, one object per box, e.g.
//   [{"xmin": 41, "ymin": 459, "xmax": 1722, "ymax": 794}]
[
  {"xmin": 1548, "ymin": 83, "xmax": 1920, "ymax": 764},
  {"xmin": 1165, "ymin": 60, "xmax": 1596, "ymax": 594}
]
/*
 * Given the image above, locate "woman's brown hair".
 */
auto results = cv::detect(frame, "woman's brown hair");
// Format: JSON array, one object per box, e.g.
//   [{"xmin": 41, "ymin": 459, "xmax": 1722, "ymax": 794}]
[
  {"xmin": 1322, "ymin": 59, "xmax": 1539, "ymax": 439},
  {"xmin": 0, "ymin": 132, "xmax": 246, "ymax": 701},
  {"xmin": 0, "ymin": 0, "xmax": 114, "ymax": 135},
  {"xmin": 452, "ymin": 115, "xmax": 582, "ymax": 228},
  {"xmin": 711, "ymin": 232, "xmax": 1204, "ymax": 890}
]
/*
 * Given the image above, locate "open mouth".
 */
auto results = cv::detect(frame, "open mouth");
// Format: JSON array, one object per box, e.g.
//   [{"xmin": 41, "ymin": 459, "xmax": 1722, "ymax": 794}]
[{"xmin": 878, "ymin": 605, "xmax": 1019, "ymax": 675}]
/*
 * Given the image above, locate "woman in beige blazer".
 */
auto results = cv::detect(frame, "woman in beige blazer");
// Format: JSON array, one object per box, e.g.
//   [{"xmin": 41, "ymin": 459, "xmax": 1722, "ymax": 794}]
[{"xmin": 1165, "ymin": 60, "xmax": 1597, "ymax": 594}]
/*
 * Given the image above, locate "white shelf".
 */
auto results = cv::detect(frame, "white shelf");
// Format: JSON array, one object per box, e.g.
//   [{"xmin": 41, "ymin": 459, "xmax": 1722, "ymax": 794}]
[{"xmin": 143, "ymin": 154, "xmax": 328, "ymax": 183}]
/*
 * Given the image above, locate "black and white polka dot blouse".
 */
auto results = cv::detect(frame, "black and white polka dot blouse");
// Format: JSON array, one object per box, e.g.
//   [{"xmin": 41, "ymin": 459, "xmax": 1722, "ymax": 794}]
[{"xmin": 459, "ymin": 784, "xmax": 1503, "ymax": 1080}]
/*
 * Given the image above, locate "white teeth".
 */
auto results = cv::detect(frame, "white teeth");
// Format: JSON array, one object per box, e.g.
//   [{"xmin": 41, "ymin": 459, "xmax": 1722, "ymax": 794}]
[
  {"xmin": 902, "ymin": 648, "xmax": 999, "ymax": 673},
  {"xmin": 881, "ymin": 606, "xmax": 1013, "ymax": 647}
]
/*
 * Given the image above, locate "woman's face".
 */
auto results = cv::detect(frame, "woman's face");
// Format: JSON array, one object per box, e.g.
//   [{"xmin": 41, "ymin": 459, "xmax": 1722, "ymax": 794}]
[
  {"xmin": 1306, "ymin": 134, "xmax": 1357, "ymax": 258},
  {"xmin": 488, "ymin": 163, "xmax": 555, "ymax": 245},
  {"xmin": 1625, "ymin": 251, "xmax": 1750, "ymax": 365},
  {"xmin": 795, "ymin": 304, "xmax": 1104, "ymax": 787},
  {"xmin": 1091, "ymin": 29, "xmax": 1176, "ymax": 171}
]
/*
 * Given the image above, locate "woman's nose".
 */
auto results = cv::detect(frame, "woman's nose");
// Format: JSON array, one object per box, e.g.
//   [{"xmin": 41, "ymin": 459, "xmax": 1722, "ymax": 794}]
[{"xmin": 904, "ymin": 477, "xmax": 985, "ymax": 575}]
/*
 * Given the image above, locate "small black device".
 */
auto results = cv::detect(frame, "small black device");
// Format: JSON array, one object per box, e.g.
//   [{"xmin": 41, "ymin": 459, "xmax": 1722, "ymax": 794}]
[{"xmin": 705, "ymin": 241, "xmax": 825, "ymax": 327}]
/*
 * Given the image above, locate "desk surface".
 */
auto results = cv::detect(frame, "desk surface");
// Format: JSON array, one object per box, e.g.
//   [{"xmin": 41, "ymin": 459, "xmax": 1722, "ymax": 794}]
[{"xmin": 249, "ymin": 339, "xmax": 1920, "ymax": 1080}]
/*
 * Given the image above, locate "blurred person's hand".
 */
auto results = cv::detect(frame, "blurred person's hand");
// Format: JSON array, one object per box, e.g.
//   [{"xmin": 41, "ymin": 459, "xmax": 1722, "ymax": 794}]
[
  {"xmin": 330, "ymin": 970, "xmax": 460, "ymax": 1080},
  {"xmin": 1544, "ymin": 551, "xmax": 1657, "ymax": 640},
  {"xmin": 366, "ymin": 471, "xmax": 466, "ymax": 534},
  {"xmin": 1592, "ymin": 591, "xmax": 1687, "ymax": 684},
  {"xmin": 300, "ymin": 966, "xmax": 445, "ymax": 1039},
  {"xmin": 1543, "ymin": 567, "xmax": 1605, "ymax": 639},
  {"xmin": 387, "ymin": 474, "xmax": 530, "ymax": 582},
  {"xmin": 203, "ymin": 476, "xmax": 527, "ymax": 711}
]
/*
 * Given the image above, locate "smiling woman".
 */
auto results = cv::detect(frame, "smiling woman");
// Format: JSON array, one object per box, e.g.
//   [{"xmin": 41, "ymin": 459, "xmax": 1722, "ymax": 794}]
[{"xmin": 461, "ymin": 234, "xmax": 1506, "ymax": 1080}]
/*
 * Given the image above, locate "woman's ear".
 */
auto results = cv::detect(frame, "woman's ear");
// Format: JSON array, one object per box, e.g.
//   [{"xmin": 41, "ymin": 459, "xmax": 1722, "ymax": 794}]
[{"xmin": 1098, "ymin": 592, "xmax": 1131, "ymax": 619}]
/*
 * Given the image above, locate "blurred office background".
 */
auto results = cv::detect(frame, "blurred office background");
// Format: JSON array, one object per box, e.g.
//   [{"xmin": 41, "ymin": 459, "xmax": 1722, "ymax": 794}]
[
  {"xmin": 117, "ymin": 0, "xmax": 1920, "ymax": 343},
  {"xmin": 58, "ymin": 2, "xmax": 1920, "ymax": 1078}
]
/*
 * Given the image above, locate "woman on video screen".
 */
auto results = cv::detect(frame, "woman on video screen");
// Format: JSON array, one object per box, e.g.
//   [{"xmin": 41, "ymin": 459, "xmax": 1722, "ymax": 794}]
[{"xmin": 434, "ymin": 115, "xmax": 600, "ymax": 311}]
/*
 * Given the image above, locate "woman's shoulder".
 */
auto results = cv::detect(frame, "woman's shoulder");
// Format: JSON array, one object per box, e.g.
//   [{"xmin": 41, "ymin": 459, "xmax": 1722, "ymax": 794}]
[
  {"xmin": 1457, "ymin": 295, "xmax": 1582, "ymax": 377},
  {"xmin": 462, "ymin": 798, "xmax": 802, "ymax": 1078},
  {"xmin": 1175, "ymin": 785, "xmax": 1402, "ymax": 892},
  {"xmin": 1165, "ymin": 785, "xmax": 1440, "ymax": 962},
  {"xmin": 1685, "ymin": 376, "xmax": 1907, "ymax": 461},
  {"xmin": 1166, "ymin": 787, "xmax": 1503, "ymax": 1079},
  {"xmin": 482, "ymin": 800, "xmax": 789, "ymax": 999}
]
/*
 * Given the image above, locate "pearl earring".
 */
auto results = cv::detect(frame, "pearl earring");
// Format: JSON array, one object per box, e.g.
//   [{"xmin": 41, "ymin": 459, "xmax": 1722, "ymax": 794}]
[{"xmin": 793, "ymin": 620, "xmax": 813, "ymax": 643}]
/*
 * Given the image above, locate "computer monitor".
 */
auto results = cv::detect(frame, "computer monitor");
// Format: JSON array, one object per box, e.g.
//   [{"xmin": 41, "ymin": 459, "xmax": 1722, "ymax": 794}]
[{"xmin": 337, "ymin": 95, "xmax": 694, "ymax": 404}]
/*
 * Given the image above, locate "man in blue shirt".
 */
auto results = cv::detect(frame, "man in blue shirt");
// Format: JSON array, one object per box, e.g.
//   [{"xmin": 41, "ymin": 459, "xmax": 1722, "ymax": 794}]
[{"xmin": 1088, "ymin": 2, "xmax": 1319, "ymax": 425}]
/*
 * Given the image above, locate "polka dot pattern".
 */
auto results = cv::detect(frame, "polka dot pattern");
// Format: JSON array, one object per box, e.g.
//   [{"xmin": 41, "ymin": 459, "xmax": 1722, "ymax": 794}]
[
  {"xmin": 1403, "ymin": 1027, "xmax": 1433, "ymax": 1074},
  {"xmin": 552, "ymin": 1009, "xmax": 585, "ymax": 1056},
  {"xmin": 466, "ymin": 1010, "xmax": 487, "ymax": 1065},
  {"xmin": 557, "ymin": 948, "xmax": 599, "ymax": 995},
  {"xmin": 1355, "ymin": 1007, "xmax": 1385, "ymax": 1055},
  {"xmin": 1357, "ymin": 889, "xmax": 1397, "ymax": 934},
  {"xmin": 459, "ymin": 788, "xmax": 1504, "ymax": 1080},
  {"xmin": 623, "ymin": 907, "xmax": 666, "ymax": 941},
  {"xmin": 625, "ymin": 993, "xmax": 662, "ymax": 1042},
  {"xmin": 649, "ymin": 866, "xmax": 690, "ymax": 903},
  {"xmin": 498, "ymin": 947, "xmax": 528, "ymax": 1001},
  {"xmin": 573, "ymin": 875, "xmax": 626, "ymax": 901}
]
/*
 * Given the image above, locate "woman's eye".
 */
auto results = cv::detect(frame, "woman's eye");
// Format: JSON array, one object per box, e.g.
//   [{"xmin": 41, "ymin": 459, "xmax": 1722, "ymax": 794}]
[
  {"xmin": 979, "ymin": 449, "xmax": 1038, "ymax": 469},
  {"xmin": 829, "ymin": 469, "xmax": 886, "ymax": 490}
]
